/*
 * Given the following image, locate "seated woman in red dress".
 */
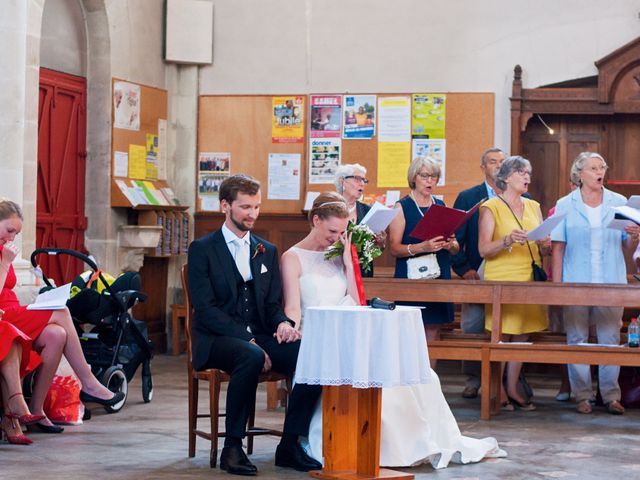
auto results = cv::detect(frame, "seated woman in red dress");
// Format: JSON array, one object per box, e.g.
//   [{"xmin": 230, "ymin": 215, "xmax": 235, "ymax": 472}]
[
  {"xmin": 0, "ymin": 199, "xmax": 124, "ymax": 433},
  {"xmin": 0, "ymin": 312, "xmax": 44, "ymax": 444}
]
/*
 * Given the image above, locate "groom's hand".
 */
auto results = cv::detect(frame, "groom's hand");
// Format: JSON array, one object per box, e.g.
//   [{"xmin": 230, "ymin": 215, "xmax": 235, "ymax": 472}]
[
  {"xmin": 250, "ymin": 338, "xmax": 272, "ymax": 372},
  {"xmin": 274, "ymin": 321, "xmax": 301, "ymax": 344}
]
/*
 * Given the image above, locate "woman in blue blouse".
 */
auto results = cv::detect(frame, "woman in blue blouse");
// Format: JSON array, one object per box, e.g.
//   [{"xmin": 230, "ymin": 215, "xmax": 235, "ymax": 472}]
[{"xmin": 551, "ymin": 152, "xmax": 640, "ymax": 415}]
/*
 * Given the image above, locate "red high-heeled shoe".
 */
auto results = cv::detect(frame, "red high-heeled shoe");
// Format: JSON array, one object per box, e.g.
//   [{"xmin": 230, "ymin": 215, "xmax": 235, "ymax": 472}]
[
  {"xmin": 1, "ymin": 414, "xmax": 33, "ymax": 445},
  {"xmin": 6, "ymin": 393, "xmax": 45, "ymax": 425}
]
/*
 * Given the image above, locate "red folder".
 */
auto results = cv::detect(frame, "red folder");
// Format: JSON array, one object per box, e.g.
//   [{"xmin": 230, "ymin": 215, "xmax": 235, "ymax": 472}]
[{"xmin": 409, "ymin": 198, "xmax": 485, "ymax": 241}]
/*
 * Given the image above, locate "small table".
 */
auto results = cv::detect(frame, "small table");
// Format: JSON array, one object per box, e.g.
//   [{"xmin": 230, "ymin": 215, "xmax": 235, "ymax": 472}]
[{"xmin": 296, "ymin": 306, "xmax": 430, "ymax": 480}]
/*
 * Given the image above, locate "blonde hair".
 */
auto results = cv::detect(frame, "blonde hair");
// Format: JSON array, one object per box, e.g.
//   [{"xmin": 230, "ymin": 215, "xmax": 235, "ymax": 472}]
[
  {"xmin": 408, "ymin": 157, "xmax": 441, "ymax": 189},
  {"xmin": 0, "ymin": 199, "xmax": 23, "ymax": 221},
  {"xmin": 308, "ymin": 192, "xmax": 349, "ymax": 225}
]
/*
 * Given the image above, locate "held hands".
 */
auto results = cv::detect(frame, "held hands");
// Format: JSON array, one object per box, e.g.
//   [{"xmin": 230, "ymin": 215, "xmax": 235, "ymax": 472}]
[
  {"xmin": 374, "ymin": 230, "xmax": 387, "ymax": 250},
  {"xmin": 274, "ymin": 321, "xmax": 301, "ymax": 344}
]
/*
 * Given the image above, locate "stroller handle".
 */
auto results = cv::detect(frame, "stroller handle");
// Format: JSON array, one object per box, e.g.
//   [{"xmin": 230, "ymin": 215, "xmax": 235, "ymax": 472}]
[
  {"xmin": 31, "ymin": 247, "xmax": 98, "ymax": 271},
  {"xmin": 30, "ymin": 249, "xmax": 120, "ymax": 304}
]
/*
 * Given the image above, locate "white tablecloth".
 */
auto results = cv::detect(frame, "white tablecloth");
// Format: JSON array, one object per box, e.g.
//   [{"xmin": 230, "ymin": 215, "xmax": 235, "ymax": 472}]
[{"xmin": 295, "ymin": 306, "xmax": 431, "ymax": 388}]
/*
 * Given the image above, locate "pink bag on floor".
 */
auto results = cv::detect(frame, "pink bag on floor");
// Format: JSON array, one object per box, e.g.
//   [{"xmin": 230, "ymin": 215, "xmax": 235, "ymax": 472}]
[{"xmin": 43, "ymin": 356, "xmax": 85, "ymax": 425}]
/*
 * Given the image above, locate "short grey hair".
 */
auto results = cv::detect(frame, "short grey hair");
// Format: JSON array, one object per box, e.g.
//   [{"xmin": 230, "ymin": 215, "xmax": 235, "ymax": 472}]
[
  {"xmin": 408, "ymin": 157, "xmax": 441, "ymax": 189},
  {"xmin": 334, "ymin": 163, "xmax": 367, "ymax": 194},
  {"xmin": 570, "ymin": 152, "xmax": 607, "ymax": 187},
  {"xmin": 481, "ymin": 148, "xmax": 506, "ymax": 166},
  {"xmin": 495, "ymin": 156, "xmax": 532, "ymax": 191}
]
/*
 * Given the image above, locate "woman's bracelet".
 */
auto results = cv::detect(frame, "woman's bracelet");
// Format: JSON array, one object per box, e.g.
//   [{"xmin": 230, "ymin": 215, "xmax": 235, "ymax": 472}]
[
  {"xmin": 503, "ymin": 235, "xmax": 513, "ymax": 253},
  {"xmin": 407, "ymin": 244, "xmax": 415, "ymax": 257}
]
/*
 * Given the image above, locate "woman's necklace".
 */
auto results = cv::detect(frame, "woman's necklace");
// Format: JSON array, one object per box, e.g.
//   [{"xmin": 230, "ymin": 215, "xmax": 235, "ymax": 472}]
[
  {"xmin": 348, "ymin": 203, "xmax": 356, "ymax": 214},
  {"xmin": 409, "ymin": 191, "xmax": 432, "ymax": 217}
]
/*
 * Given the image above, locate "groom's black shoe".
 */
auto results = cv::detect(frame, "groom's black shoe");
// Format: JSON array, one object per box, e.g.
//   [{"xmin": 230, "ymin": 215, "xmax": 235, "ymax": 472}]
[
  {"xmin": 275, "ymin": 442, "xmax": 322, "ymax": 472},
  {"xmin": 220, "ymin": 446, "xmax": 258, "ymax": 476}
]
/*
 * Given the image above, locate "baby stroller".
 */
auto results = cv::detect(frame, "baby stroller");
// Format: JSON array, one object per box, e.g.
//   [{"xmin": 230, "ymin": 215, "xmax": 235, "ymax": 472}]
[{"xmin": 30, "ymin": 248, "xmax": 154, "ymax": 413}]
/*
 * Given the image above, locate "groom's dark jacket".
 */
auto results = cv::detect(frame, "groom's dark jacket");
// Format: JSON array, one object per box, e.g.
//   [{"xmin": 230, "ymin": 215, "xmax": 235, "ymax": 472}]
[{"xmin": 187, "ymin": 230, "xmax": 290, "ymax": 371}]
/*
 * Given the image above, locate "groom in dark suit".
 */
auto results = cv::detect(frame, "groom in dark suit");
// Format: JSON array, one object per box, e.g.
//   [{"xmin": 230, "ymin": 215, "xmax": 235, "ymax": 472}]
[{"xmin": 188, "ymin": 174, "xmax": 322, "ymax": 476}]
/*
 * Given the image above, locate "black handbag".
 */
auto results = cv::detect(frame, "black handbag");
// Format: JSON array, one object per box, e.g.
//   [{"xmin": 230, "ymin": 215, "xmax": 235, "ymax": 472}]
[{"xmin": 498, "ymin": 196, "xmax": 548, "ymax": 282}]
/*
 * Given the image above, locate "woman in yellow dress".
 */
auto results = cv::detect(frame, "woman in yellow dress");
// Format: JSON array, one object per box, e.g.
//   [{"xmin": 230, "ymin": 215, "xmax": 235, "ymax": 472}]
[{"xmin": 478, "ymin": 156, "xmax": 549, "ymax": 411}]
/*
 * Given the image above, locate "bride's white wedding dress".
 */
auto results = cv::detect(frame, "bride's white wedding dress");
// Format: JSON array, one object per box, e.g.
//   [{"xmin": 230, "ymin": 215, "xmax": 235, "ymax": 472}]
[{"xmin": 289, "ymin": 246, "xmax": 506, "ymax": 469}]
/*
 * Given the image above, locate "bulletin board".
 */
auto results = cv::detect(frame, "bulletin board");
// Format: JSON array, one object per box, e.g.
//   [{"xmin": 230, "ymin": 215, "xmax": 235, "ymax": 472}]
[
  {"xmin": 110, "ymin": 78, "xmax": 170, "ymax": 208},
  {"xmin": 197, "ymin": 93, "xmax": 494, "ymax": 213}
]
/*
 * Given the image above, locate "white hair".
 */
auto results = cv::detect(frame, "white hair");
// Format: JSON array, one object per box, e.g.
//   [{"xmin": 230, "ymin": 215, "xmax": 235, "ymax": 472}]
[{"xmin": 334, "ymin": 163, "xmax": 367, "ymax": 194}]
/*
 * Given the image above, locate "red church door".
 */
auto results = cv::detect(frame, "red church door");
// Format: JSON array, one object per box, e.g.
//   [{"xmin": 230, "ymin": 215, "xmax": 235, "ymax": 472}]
[{"xmin": 37, "ymin": 68, "xmax": 88, "ymax": 285}]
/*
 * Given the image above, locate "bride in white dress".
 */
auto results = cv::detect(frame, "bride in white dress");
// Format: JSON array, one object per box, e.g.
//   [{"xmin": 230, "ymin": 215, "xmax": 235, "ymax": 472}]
[{"xmin": 281, "ymin": 192, "xmax": 506, "ymax": 469}]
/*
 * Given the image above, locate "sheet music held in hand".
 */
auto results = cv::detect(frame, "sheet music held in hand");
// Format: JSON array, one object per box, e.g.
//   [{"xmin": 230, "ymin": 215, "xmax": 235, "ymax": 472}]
[
  {"xmin": 27, "ymin": 282, "xmax": 72, "ymax": 311},
  {"xmin": 409, "ymin": 198, "xmax": 485, "ymax": 241},
  {"xmin": 611, "ymin": 205, "xmax": 640, "ymax": 225},
  {"xmin": 527, "ymin": 212, "xmax": 566, "ymax": 241},
  {"xmin": 359, "ymin": 202, "xmax": 400, "ymax": 233}
]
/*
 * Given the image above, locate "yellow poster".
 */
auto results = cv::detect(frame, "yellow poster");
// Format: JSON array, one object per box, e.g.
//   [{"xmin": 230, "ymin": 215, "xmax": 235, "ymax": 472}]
[
  {"xmin": 377, "ymin": 142, "xmax": 411, "ymax": 187},
  {"xmin": 128, "ymin": 144, "xmax": 147, "ymax": 179},
  {"xmin": 412, "ymin": 94, "xmax": 446, "ymax": 139},
  {"xmin": 272, "ymin": 96, "xmax": 305, "ymax": 143}
]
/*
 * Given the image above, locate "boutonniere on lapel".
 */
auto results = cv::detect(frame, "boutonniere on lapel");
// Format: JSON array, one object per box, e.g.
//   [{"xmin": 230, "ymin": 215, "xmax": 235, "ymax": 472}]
[{"xmin": 252, "ymin": 243, "xmax": 266, "ymax": 259}]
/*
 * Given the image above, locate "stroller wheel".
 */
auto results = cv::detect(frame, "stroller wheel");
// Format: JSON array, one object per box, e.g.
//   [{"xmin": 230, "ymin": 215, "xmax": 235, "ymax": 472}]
[
  {"xmin": 102, "ymin": 366, "xmax": 128, "ymax": 413},
  {"xmin": 142, "ymin": 375, "xmax": 153, "ymax": 403}
]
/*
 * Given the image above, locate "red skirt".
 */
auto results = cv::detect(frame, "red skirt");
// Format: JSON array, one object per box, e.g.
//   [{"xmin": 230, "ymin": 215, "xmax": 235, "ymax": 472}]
[{"xmin": 0, "ymin": 320, "xmax": 41, "ymax": 377}]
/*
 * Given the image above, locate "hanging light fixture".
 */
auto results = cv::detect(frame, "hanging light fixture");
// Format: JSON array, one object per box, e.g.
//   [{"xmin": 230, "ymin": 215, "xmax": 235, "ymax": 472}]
[{"xmin": 536, "ymin": 114, "xmax": 554, "ymax": 135}]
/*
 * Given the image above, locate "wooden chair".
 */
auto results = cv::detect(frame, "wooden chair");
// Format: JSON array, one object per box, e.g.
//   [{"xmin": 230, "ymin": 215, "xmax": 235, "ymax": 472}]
[{"xmin": 181, "ymin": 265, "xmax": 291, "ymax": 468}]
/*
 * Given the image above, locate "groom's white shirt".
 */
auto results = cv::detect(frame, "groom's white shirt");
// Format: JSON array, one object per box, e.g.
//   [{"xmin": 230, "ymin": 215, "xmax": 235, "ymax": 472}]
[{"xmin": 221, "ymin": 223, "xmax": 253, "ymax": 281}]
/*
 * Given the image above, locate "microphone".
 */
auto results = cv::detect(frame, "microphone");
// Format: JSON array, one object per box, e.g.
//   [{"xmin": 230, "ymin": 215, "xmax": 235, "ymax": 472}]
[{"xmin": 370, "ymin": 297, "xmax": 396, "ymax": 310}]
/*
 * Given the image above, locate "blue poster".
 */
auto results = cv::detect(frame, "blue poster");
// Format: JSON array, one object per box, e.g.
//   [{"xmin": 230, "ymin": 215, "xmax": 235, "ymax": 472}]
[{"xmin": 342, "ymin": 95, "xmax": 376, "ymax": 139}]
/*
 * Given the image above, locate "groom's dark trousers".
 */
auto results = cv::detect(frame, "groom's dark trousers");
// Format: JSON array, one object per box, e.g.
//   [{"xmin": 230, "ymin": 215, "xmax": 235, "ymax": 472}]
[{"xmin": 188, "ymin": 230, "xmax": 321, "ymax": 440}]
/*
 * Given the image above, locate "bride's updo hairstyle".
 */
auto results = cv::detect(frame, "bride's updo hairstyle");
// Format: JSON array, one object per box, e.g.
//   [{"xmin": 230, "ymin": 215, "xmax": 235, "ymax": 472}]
[{"xmin": 308, "ymin": 191, "xmax": 349, "ymax": 226}]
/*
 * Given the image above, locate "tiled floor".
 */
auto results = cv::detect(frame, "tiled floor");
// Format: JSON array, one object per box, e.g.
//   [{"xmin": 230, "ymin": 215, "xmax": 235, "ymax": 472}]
[{"xmin": 3, "ymin": 355, "xmax": 640, "ymax": 479}]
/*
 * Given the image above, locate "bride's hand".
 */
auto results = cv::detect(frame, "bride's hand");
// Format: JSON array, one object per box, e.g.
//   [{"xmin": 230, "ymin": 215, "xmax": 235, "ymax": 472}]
[{"xmin": 341, "ymin": 232, "xmax": 354, "ymax": 270}]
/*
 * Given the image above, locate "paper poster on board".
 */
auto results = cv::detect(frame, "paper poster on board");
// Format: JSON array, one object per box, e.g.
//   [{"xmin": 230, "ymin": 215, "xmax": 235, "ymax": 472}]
[
  {"xmin": 199, "ymin": 152, "xmax": 231, "ymax": 174},
  {"xmin": 309, "ymin": 137, "xmax": 341, "ymax": 184},
  {"xmin": 310, "ymin": 95, "xmax": 342, "ymax": 138},
  {"xmin": 378, "ymin": 96, "xmax": 411, "ymax": 142},
  {"xmin": 268, "ymin": 153, "xmax": 301, "ymax": 200},
  {"xmin": 198, "ymin": 173, "xmax": 228, "ymax": 211},
  {"xmin": 343, "ymin": 95, "xmax": 376, "ymax": 139},
  {"xmin": 113, "ymin": 81, "xmax": 140, "ymax": 131},
  {"xmin": 377, "ymin": 141, "xmax": 411, "ymax": 188},
  {"xmin": 412, "ymin": 139, "xmax": 446, "ymax": 186},
  {"xmin": 412, "ymin": 94, "xmax": 446, "ymax": 139},
  {"xmin": 272, "ymin": 96, "xmax": 305, "ymax": 143}
]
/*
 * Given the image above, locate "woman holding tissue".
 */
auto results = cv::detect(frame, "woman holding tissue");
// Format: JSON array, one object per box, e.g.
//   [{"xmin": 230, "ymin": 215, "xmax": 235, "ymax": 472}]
[
  {"xmin": 478, "ymin": 156, "xmax": 549, "ymax": 411},
  {"xmin": 551, "ymin": 152, "xmax": 640, "ymax": 415},
  {"xmin": 334, "ymin": 163, "xmax": 386, "ymax": 277},
  {"xmin": 388, "ymin": 157, "xmax": 459, "ymax": 350},
  {"xmin": 0, "ymin": 199, "xmax": 124, "ymax": 434}
]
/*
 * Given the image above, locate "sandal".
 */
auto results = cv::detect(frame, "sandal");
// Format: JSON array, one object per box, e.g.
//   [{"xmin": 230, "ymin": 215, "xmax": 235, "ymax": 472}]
[
  {"xmin": 508, "ymin": 395, "xmax": 536, "ymax": 411},
  {"xmin": 576, "ymin": 400, "xmax": 592, "ymax": 414},
  {"xmin": 501, "ymin": 401, "xmax": 515, "ymax": 412},
  {"xmin": 606, "ymin": 400, "xmax": 625, "ymax": 415}
]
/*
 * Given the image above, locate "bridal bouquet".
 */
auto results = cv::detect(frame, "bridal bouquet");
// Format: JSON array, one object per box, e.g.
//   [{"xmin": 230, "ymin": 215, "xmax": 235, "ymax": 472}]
[{"xmin": 324, "ymin": 222, "xmax": 382, "ymax": 274}]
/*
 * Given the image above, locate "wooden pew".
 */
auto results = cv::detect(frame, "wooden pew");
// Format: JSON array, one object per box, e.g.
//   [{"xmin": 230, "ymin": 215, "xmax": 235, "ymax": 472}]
[{"xmin": 363, "ymin": 278, "xmax": 640, "ymax": 419}]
